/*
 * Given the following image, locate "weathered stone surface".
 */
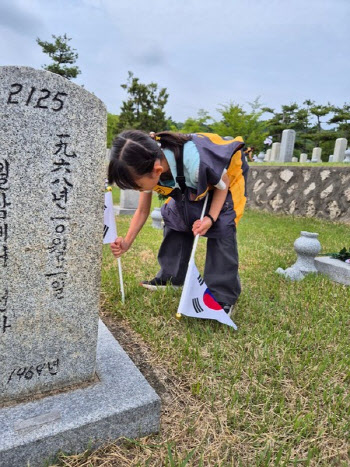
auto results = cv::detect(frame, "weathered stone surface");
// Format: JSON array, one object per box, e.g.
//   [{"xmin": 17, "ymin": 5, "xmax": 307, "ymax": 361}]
[
  {"xmin": 280, "ymin": 169, "xmax": 294, "ymax": 182},
  {"xmin": 246, "ymin": 166, "xmax": 350, "ymax": 223},
  {"xmin": 311, "ymin": 147, "xmax": 322, "ymax": 162},
  {"xmin": 119, "ymin": 189, "xmax": 140, "ymax": 215},
  {"xmin": 270, "ymin": 142, "xmax": 280, "ymax": 161},
  {"xmin": 276, "ymin": 231, "xmax": 321, "ymax": 281},
  {"xmin": 300, "ymin": 153, "xmax": 308, "ymax": 163},
  {"xmin": 279, "ymin": 130, "xmax": 296, "ymax": 162},
  {"xmin": 333, "ymin": 138, "xmax": 347, "ymax": 162},
  {"xmin": 0, "ymin": 321, "xmax": 161, "ymax": 467},
  {"xmin": 315, "ymin": 257, "xmax": 350, "ymax": 285},
  {"xmin": 0, "ymin": 66, "xmax": 107, "ymax": 403}
]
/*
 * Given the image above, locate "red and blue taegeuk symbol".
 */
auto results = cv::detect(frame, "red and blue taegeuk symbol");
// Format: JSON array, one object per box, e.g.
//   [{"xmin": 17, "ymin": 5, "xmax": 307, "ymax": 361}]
[{"xmin": 203, "ymin": 288, "xmax": 222, "ymax": 311}]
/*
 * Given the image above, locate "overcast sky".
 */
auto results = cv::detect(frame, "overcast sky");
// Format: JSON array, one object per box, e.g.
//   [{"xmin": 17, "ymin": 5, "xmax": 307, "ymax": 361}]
[{"xmin": 1, "ymin": 0, "xmax": 349, "ymax": 122}]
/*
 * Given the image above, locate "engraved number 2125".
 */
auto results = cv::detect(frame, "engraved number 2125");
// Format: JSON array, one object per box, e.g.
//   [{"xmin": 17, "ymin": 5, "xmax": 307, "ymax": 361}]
[{"xmin": 7, "ymin": 84, "xmax": 67, "ymax": 112}]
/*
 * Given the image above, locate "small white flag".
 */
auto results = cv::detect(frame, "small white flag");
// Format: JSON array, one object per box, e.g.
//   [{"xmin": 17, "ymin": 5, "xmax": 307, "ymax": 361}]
[
  {"xmin": 103, "ymin": 191, "xmax": 117, "ymax": 244},
  {"xmin": 177, "ymin": 259, "xmax": 237, "ymax": 329}
]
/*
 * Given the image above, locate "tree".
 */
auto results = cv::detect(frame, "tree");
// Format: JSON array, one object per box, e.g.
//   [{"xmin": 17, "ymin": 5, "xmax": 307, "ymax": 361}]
[
  {"xmin": 117, "ymin": 72, "xmax": 169, "ymax": 132},
  {"xmin": 36, "ymin": 34, "xmax": 81, "ymax": 80},
  {"xmin": 181, "ymin": 109, "xmax": 213, "ymax": 133},
  {"xmin": 107, "ymin": 113, "xmax": 119, "ymax": 147},
  {"xmin": 211, "ymin": 101, "xmax": 268, "ymax": 150},
  {"xmin": 328, "ymin": 103, "xmax": 350, "ymax": 140}
]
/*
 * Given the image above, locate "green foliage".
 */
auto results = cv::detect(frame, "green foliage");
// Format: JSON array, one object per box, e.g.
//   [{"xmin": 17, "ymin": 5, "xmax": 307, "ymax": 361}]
[
  {"xmin": 117, "ymin": 71, "xmax": 169, "ymax": 133},
  {"xmin": 211, "ymin": 100, "xmax": 268, "ymax": 149},
  {"xmin": 329, "ymin": 103, "xmax": 350, "ymax": 140},
  {"xmin": 330, "ymin": 247, "xmax": 350, "ymax": 262},
  {"xmin": 107, "ymin": 113, "xmax": 119, "ymax": 147},
  {"xmin": 36, "ymin": 34, "xmax": 81, "ymax": 80},
  {"xmin": 181, "ymin": 109, "xmax": 213, "ymax": 134}
]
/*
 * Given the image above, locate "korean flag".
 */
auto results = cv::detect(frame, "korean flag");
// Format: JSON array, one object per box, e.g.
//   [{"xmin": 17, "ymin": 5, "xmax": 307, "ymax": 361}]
[
  {"xmin": 177, "ymin": 259, "xmax": 237, "ymax": 329},
  {"xmin": 103, "ymin": 190, "xmax": 117, "ymax": 244}
]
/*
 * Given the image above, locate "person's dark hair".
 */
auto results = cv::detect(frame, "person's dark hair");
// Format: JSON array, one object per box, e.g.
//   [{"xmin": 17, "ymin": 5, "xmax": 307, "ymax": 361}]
[{"xmin": 108, "ymin": 130, "xmax": 191, "ymax": 190}]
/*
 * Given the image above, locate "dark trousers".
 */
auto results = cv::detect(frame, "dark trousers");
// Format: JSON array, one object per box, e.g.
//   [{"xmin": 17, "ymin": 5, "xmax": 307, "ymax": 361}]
[{"xmin": 155, "ymin": 227, "xmax": 241, "ymax": 305}]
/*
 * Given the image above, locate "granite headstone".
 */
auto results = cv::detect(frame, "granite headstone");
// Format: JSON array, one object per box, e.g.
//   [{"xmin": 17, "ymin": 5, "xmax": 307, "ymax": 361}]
[
  {"xmin": 119, "ymin": 189, "xmax": 140, "ymax": 215},
  {"xmin": 0, "ymin": 66, "xmax": 160, "ymax": 466},
  {"xmin": 0, "ymin": 66, "xmax": 106, "ymax": 404},
  {"xmin": 333, "ymin": 138, "xmax": 347, "ymax": 162},
  {"xmin": 311, "ymin": 147, "xmax": 322, "ymax": 163},
  {"xmin": 279, "ymin": 129, "xmax": 296, "ymax": 162},
  {"xmin": 270, "ymin": 142, "xmax": 281, "ymax": 162},
  {"xmin": 299, "ymin": 153, "xmax": 308, "ymax": 163}
]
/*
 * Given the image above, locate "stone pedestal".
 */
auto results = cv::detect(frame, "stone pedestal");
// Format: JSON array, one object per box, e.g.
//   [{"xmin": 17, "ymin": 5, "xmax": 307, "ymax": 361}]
[
  {"xmin": 0, "ymin": 321, "xmax": 160, "ymax": 467},
  {"xmin": 151, "ymin": 207, "xmax": 163, "ymax": 229},
  {"xmin": 119, "ymin": 189, "xmax": 140, "ymax": 215},
  {"xmin": 276, "ymin": 231, "xmax": 321, "ymax": 280},
  {"xmin": 279, "ymin": 129, "xmax": 296, "ymax": 162}
]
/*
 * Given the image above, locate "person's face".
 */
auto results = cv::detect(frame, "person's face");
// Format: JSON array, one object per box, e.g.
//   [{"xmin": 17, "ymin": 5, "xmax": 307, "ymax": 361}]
[{"xmin": 135, "ymin": 160, "xmax": 163, "ymax": 192}]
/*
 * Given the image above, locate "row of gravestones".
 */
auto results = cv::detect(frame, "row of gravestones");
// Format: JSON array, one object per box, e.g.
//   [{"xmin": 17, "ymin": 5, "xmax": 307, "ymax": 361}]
[{"xmin": 254, "ymin": 130, "xmax": 349, "ymax": 163}]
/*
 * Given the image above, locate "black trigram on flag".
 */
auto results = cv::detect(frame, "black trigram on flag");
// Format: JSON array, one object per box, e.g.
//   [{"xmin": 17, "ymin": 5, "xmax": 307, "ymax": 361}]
[
  {"xmin": 192, "ymin": 297, "xmax": 203, "ymax": 313},
  {"xmin": 103, "ymin": 225, "xmax": 109, "ymax": 238},
  {"xmin": 197, "ymin": 274, "xmax": 204, "ymax": 286}
]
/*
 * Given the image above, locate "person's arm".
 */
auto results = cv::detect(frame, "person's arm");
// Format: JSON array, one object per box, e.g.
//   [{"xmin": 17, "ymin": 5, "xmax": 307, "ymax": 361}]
[
  {"xmin": 110, "ymin": 191, "xmax": 152, "ymax": 258},
  {"xmin": 192, "ymin": 173, "xmax": 229, "ymax": 236}
]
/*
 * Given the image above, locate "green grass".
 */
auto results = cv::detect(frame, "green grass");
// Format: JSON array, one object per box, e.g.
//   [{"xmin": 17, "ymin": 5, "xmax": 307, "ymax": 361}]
[{"xmin": 65, "ymin": 208, "xmax": 350, "ymax": 466}]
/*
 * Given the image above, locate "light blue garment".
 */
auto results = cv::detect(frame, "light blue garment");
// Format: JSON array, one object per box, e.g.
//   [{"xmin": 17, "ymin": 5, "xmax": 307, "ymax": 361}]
[{"xmin": 162, "ymin": 141, "xmax": 200, "ymax": 189}]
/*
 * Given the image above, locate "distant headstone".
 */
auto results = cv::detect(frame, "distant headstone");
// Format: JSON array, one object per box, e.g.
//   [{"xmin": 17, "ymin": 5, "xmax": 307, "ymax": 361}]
[
  {"xmin": 265, "ymin": 149, "xmax": 272, "ymax": 161},
  {"xmin": 300, "ymin": 153, "xmax": 308, "ymax": 163},
  {"xmin": 279, "ymin": 129, "xmax": 296, "ymax": 162},
  {"xmin": 257, "ymin": 151, "xmax": 265, "ymax": 163},
  {"xmin": 328, "ymin": 155, "xmax": 334, "ymax": 162},
  {"xmin": 270, "ymin": 142, "xmax": 281, "ymax": 161},
  {"xmin": 292, "ymin": 157, "xmax": 298, "ymax": 162},
  {"xmin": 119, "ymin": 189, "xmax": 140, "ymax": 215},
  {"xmin": 311, "ymin": 147, "xmax": 322, "ymax": 163},
  {"xmin": 106, "ymin": 148, "xmax": 111, "ymax": 161},
  {"xmin": 344, "ymin": 149, "xmax": 350, "ymax": 163},
  {"xmin": 333, "ymin": 138, "xmax": 347, "ymax": 162}
]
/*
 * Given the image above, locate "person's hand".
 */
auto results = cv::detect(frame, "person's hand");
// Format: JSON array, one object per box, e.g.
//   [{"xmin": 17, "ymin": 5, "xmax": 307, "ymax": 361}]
[
  {"xmin": 192, "ymin": 216, "xmax": 213, "ymax": 236},
  {"xmin": 110, "ymin": 237, "xmax": 130, "ymax": 258}
]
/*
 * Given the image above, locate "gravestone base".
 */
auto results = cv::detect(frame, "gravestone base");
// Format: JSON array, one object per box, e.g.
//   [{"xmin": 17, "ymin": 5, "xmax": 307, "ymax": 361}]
[
  {"xmin": 0, "ymin": 321, "xmax": 161, "ymax": 467},
  {"xmin": 315, "ymin": 257, "xmax": 350, "ymax": 286},
  {"xmin": 119, "ymin": 207, "xmax": 138, "ymax": 215}
]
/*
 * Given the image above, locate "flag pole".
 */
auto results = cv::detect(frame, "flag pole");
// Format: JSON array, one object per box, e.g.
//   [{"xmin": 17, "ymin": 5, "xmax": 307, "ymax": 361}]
[
  {"xmin": 117, "ymin": 257, "xmax": 125, "ymax": 304},
  {"xmin": 176, "ymin": 193, "xmax": 209, "ymax": 319}
]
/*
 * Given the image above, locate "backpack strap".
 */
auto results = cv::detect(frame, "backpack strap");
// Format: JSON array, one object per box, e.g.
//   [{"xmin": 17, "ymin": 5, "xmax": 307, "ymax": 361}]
[{"xmin": 174, "ymin": 145, "xmax": 187, "ymax": 193}]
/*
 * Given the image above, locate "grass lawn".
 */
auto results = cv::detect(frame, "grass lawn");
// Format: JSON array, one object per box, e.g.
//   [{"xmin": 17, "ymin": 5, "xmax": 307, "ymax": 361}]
[{"xmin": 58, "ymin": 208, "xmax": 350, "ymax": 466}]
